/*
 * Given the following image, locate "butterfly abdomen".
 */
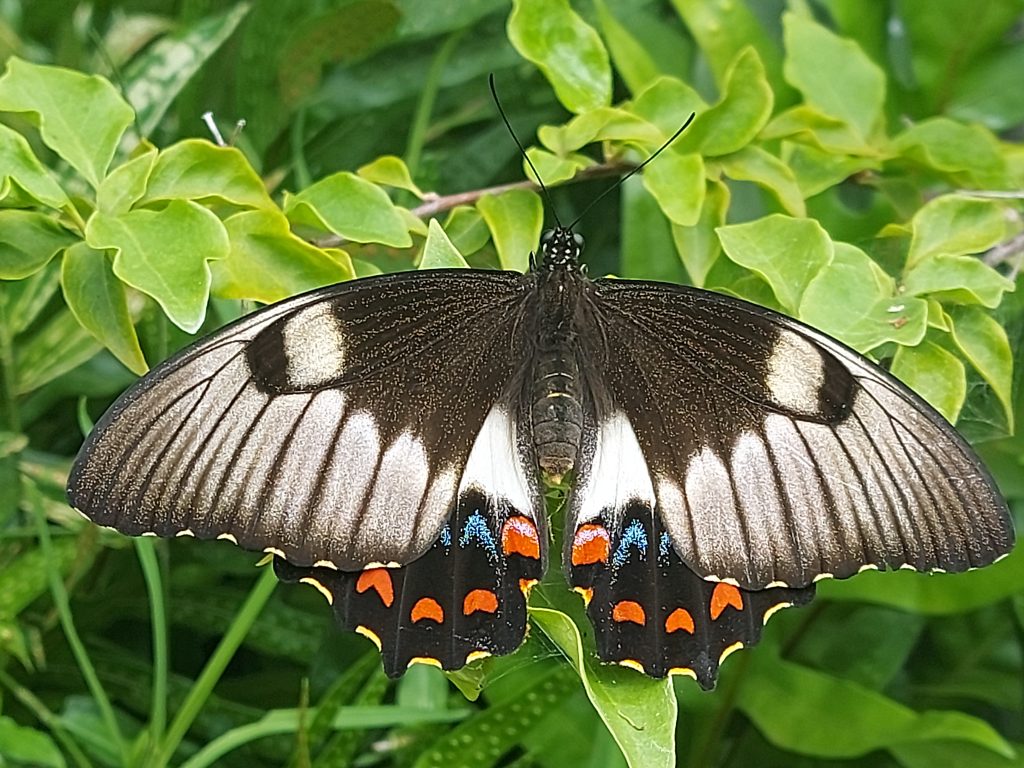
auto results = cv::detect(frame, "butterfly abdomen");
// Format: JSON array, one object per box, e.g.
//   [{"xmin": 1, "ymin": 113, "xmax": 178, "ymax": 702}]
[{"xmin": 531, "ymin": 346, "xmax": 583, "ymax": 481}]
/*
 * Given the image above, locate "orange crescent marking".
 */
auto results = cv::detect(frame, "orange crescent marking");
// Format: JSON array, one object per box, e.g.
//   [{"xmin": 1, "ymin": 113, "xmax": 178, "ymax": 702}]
[
  {"xmin": 571, "ymin": 523, "xmax": 610, "ymax": 565},
  {"xmin": 665, "ymin": 607, "xmax": 695, "ymax": 634},
  {"xmin": 612, "ymin": 600, "xmax": 646, "ymax": 625},
  {"xmin": 710, "ymin": 582, "xmax": 744, "ymax": 620},
  {"xmin": 501, "ymin": 516, "xmax": 541, "ymax": 559},
  {"xmin": 463, "ymin": 588, "xmax": 499, "ymax": 615},
  {"xmin": 411, "ymin": 597, "xmax": 445, "ymax": 624},
  {"xmin": 355, "ymin": 568, "xmax": 395, "ymax": 607},
  {"xmin": 519, "ymin": 578, "xmax": 538, "ymax": 595}
]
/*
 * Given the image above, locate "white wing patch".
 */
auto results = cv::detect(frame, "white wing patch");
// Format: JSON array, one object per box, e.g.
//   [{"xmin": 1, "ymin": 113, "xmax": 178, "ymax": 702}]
[
  {"xmin": 459, "ymin": 405, "xmax": 534, "ymax": 513},
  {"xmin": 281, "ymin": 302, "xmax": 347, "ymax": 389},
  {"xmin": 766, "ymin": 331, "xmax": 824, "ymax": 415},
  {"xmin": 575, "ymin": 411, "xmax": 655, "ymax": 524}
]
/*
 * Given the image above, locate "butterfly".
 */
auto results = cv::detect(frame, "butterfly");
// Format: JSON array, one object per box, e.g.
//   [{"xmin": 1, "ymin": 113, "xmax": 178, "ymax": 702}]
[{"xmin": 66, "ymin": 222, "xmax": 1013, "ymax": 690}]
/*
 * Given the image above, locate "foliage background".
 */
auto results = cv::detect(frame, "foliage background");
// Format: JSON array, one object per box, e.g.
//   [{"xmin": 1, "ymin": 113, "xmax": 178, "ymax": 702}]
[{"xmin": 0, "ymin": 0, "xmax": 1023, "ymax": 766}]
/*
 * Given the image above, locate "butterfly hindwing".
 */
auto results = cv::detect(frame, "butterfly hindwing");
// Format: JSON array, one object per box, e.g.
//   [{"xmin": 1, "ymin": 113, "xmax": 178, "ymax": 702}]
[
  {"xmin": 67, "ymin": 270, "xmax": 535, "ymax": 571},
  {"xmin": 579, "ymin": 279, "xmax": 1012, "ymax": 589},
  {"xmin": 567, "ymin": 502, "xmax": 814, "ymax": 688}
]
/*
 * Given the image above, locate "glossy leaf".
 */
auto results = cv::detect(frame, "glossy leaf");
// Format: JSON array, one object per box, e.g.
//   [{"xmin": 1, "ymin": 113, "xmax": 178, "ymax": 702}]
[
  {"xmin": 894, "ymin": 119, "xmax": 1007, "ymax": 187},
  {"xmin": 86, "ymin": 200, "xmax": 229, "ymax": 332},
  {"xmin": 285, "ymin": 172, "xmax": 412, "ymax": 247},
  {"xmin": 782, "ymin": 12, "xmax": 885, "ymax": 141},
  {"xmin": 508, "ymin": 0, "xmax": 611, "ymax": 114},
  {"xmin": 358, "ymin": 155, "xmax": 424, "ymax": 198},
  {"xmin": 0, "ymin": 716, "xmax": 65, "ymax": 768},
  {"xmin": 142, "ymin": 140, "xmax": 275, "ymax": 210},
  {"xmin": 0, "ymin": 123, "xmax": 69, "ymax": 209},
  {"xmin": 891, "ymin": 339, "xmax": 966, "ymax": 423},
  {"xmin": 477, "ymin": 189, "xmax": 542, "ymax": 273},
  {"xmin": 0, "ymin": 209, "xmax": 75, "ymax": 279},
  {"xmin": 903, "ymin": 255, "xmax": 1014, "ymax": 309},
  {"xmin": 0, "ymin": 57, "xmax": 134, "ymax": 188},
  {"xmin": 948, "ymin": 306, "xmax": 1014, "ymax": 429},
  {"xmin": 212, "ymin": 209, "xmax": 353, "ymax": 304},
  {"xmin": 419, "ymin": 219, "xmax": 470, "ymax": 269},
  {"xmin": 718, "ymin": 145, "xmax": 806, "ymax": 217},
  {"xmin": 61, "ymin": 242, "xmax": 148, "ymax": 375},
  {"xmin": 96, "ymin": 147, "xmax": 158, "ymax": 214},
  {"xmin": 530, "ymin": 607, "xmax": 676, "ymax": 768},
  {"xmin": 905, "ymin": 195, "xmax": 1009, "ymax": 269},
  {"xmin": 717, "ymin": 214, "xmax": 833, "ymax": 314},
  {"xmin": 641, "ymin": 151, "xmax": 704, "ymax": 226},
  {"xmin": 800, "ymin": 243, "xmax": 926, "ymax": 352},
  {"xmin": 672, "ymin": 179, "xmax": 729, "ymax": 287}
]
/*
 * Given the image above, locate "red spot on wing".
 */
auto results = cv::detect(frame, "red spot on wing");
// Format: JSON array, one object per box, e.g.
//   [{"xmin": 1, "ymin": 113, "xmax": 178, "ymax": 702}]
[
  {"xmin": 571, "ymin": 523, "xmax": 610, "ymax": 565},
  {"xmin": 411, "ymin": 597, "xmax": 444, "ymax": 624},
  {"xmin": 665, "ymin": 608, "xmax": 695, "ymax": 634},
  {"xmin": 501, "ymin": 516, "xmax": 541, "ymax": 559},
  {"xmin": 612, "ymin": 600, "xmax": 646, "ymax": 625},
  {"xmin": 355, "ymin": 568, "xmax": 394, "ymax": 607},
  {"xmin": 463, "ymin": 589, "xmax": 499, "ymax": 615},
  {"xmin": 710, "ymin": 583, "xmax": 744, "ymax": 620}
]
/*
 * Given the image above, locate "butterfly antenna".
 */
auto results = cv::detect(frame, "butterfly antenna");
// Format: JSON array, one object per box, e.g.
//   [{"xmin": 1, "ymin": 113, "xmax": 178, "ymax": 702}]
[
  {"xmin": 489, "ymin": 73, "xmax": 563, "ymax": 229},
  {"xmin": 566, "ymin": 111, "xmax": 696, "ymax": 231}
]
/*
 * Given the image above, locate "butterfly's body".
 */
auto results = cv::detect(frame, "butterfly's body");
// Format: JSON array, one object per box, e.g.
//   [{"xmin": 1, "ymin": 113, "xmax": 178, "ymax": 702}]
[{"xmin": 68, "ymin": 227, "xmax": 1012, "ymax": 689}]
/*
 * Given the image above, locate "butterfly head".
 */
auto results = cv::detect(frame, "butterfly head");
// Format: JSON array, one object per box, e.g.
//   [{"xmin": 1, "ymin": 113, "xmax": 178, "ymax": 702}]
[{"xmin": 539, "ymin": 227, "xmax": 584, "ymax": 271}]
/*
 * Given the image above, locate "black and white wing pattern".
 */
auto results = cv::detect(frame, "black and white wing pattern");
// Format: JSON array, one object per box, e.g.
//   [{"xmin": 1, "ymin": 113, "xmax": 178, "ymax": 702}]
[
  {"xmin": 68, "ymin": 269, "xmax": 547, "ymax": 675},
  {"xmin": 575, "ymin": 279, "xmax": 1011, "ymax": 588}
]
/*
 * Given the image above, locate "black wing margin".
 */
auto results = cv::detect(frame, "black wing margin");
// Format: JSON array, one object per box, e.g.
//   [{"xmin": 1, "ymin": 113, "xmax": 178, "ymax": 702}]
[
  {"xmin": 581, "ymin": 278, "xmax": 1013, "ymax": 590},
  {"xmin": 67, "ymin": 269, "xmax": 535, "ymax": 571}
]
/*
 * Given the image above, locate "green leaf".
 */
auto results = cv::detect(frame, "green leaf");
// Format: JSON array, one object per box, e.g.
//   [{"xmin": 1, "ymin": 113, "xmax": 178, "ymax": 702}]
[
  {"xmin": 142, "ymin": 140, "xmax": 275, "ymax": 210},
  {"xmin": 621, "ymin": 177, "xmax": 684, "ymax": 283},
  {"xmin": 594, "ymin": 0, "xmax": 663, "ymax": 94},
  {"xmin": 947, "ymin": 306, "xmax": 1014, "ymax": 429},
  {"xmin": 61, "ymin": 242, "xmax": 148, "ymax": 375},
  {"xmin": 906, "ymin": 195, "xmax": 1009, "ymax": 269},
  {"xmin": 86, "ymin": 200, "xmax": 230, "ymax": 332},
  {"xmin": 442, "ymin": 206, "xmax": 491, "ymax": 257},
  {"xmin": 801, "ymin": 243, "xmax": 927, "ymax": 352},
  {"xmin": 419, "ymin": 219, "xmax": 470, "ymax": 269},
  {"xmin": 641, "ymin": 151, "xmax": 704, "ymax": 226},
  {"xmin": 948, "ymin": 45, "xmax": 1024, "ymax": 132},
  {"xmin": 0, "ymin": 57, "xmax": 134, "ymax": 188},
  {"xmin": 122, "ymin": 3, "xmax": 251, "ymax": 137},
  {"xmin": 669, "ymin": 0, "xmax": 785, "ymax": 97},
  {"xmin": 739, "ymin": 653, "xmax": 1015, "ymax": 760},
  {"xmin": 539, "ymin": 107, "xmax": 662, "ymax": 156},
  {"xmin": 530, "ymin": 607, "xmax": 676, "ymax": 768},
  {"xmin": 15, "ymin": 307, "xmax": 101, "ymax": 394},
  {"xmin": 891, "ymin": 339, "xmax": 966, "ymax": 423},
  {"xmin": 0, "ymin": 716, "xmax": 66, "ymax": 768},
  {"xmin": 0, "ymin": 209, "xmax": 75, "ymax": 279},
  {"xmin": 212, "ymin": 209, "xmax": 353, "ymax": 304},
  {"xmin": 763, "ymin": 105, "xmax": 877, "ymax": 155},
  {"xmin": 903, "ymin": 255, "xmax": 1014, "ymax": 309},
  {"xmin": 673, "ymin": 47, "xmax": 773, "ymax": 157},
  {"xmin": 672, "ymin": 179, "xmax": 729, "ymax": 287},
  {"xmin": 414, "ymin": 666, "xmax": 576, "ymax": 768},
  {"xmin": 358, "ymin": 155, "xmax": 424, "ymax": 198},
  {"xmin": 781, "ymin": 141, "xmax": 880, "ymax": 197},
  {"xmin": 717, "ymin": 214, "xmax": 833, "ymax": 314},
  {"xmin": 0, "ymin": 123, "xmax": 70, "ymax": 209},
  {"xmin": 525, "ymin": 148, "xmax": 593, "ymax": 186},
  {"xmin": 284, "ymin": 172, "xmax": 412, "ymax": 247},
  {"xmin": 718, "ymin": 145, "xmax": 806, "ymax": 217},
  {"xmin": 97, "ymin": 146, "xmax": 158, "ymax": 214},
  {"xmin": 508, "ymin": 0, "xmax": 611, "ymax": 114},
  {"xmin": 631, "ymin": 77, "xmax": 707, "ymax": 138},
  {"xmin": 819, "ymin": 550, "xmax": 1024, "ymax": 615},
  {"xmin": 782, "ymin": 12, "xmax": 886, "ymax": 141},
  {"xmin": 894, "ymin": 118, "xmax": 1007, "ymax": 187},
  {"xmin": 477, "ymin": 189, "xmax": 542, "ymax": 272}
]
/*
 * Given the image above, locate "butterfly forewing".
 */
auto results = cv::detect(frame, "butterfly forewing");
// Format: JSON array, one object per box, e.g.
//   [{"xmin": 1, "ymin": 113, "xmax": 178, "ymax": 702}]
[
  {"xmin": 67, "ymin": 270, "xmax": 542, "ymax": 572},
  {"xmin": 575, "ymin": 279, "xmax": 1012, "ymax": 590}
]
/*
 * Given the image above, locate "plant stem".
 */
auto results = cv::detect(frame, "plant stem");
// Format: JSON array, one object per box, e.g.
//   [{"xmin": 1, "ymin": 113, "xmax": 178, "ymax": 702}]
[
  {"xmin": 404, "ymin": 30, "xmax": 464, "ymax": 179},
  {"xmin": 0, "ymin": 294, "xmax": 21, "ymax": 433},
  {"xmin": 29, "ymin": 481, "xmax": 130, "ymax": 765},
  {"xmin": 153, "ymin": 565, "xmax": 279, "ymax": 767},
  {"xmin": 135, "ymin": 538, "xmax": 169, "ymax": 759}
]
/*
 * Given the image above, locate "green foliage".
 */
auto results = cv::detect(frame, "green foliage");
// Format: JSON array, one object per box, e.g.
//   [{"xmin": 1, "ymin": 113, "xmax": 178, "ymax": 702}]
[{"xmin": 0, "ymin": 1, "xmax": 1021, "ymax": 767}]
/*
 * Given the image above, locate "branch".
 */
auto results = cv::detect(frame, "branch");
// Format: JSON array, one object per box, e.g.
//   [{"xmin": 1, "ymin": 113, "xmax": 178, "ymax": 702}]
[
  {"xmin": 310, "ymin": 160, "xmax": 635, "ymax": 250},
  {"xmin": 983, "ymin": 230, "xmax": 1024, "ymax": 280}
]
